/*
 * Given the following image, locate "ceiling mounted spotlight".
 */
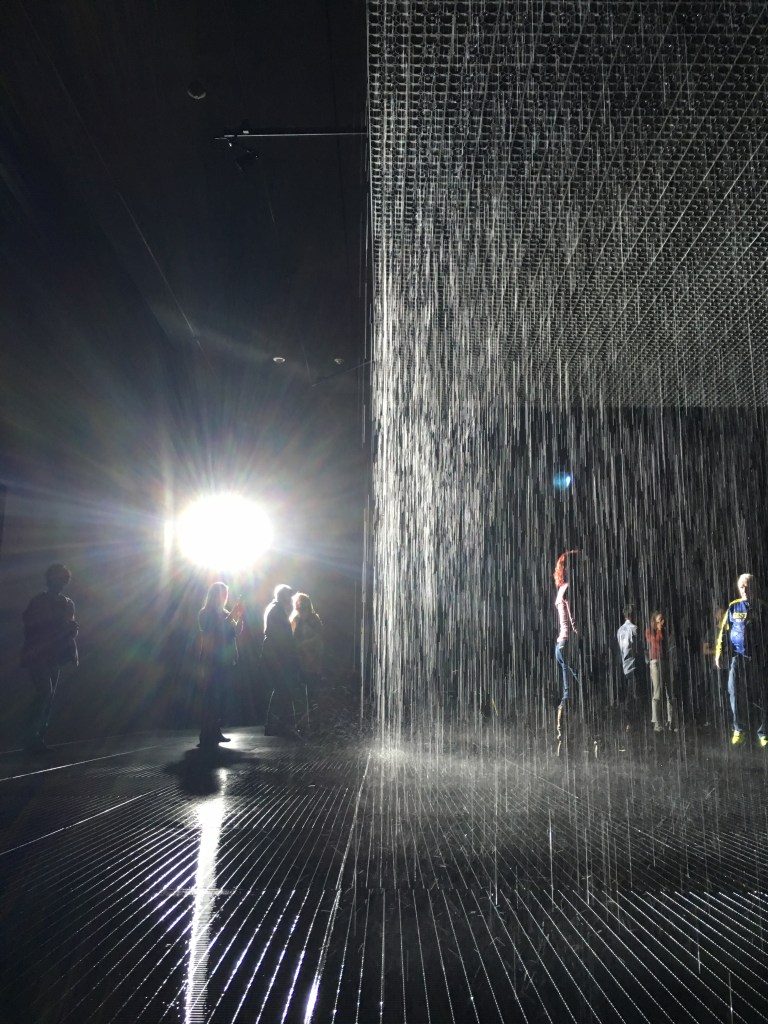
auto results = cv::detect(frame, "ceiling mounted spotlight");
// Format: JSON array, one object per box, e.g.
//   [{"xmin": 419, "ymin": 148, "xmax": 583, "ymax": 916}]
[
  {"xmin": 187, "ymin": 79, "xmax": 207, "ymax": 100},
  {"xmin": 334, "ymin": 357, "xmax": 345, "ymax": 365},
  {"xmin": 216, "ymin": 120, "xmax": 260, "ymax": 172},
  {"xmin": 272, "ymin": 356, "xmax": 285, "ymax": 364}
]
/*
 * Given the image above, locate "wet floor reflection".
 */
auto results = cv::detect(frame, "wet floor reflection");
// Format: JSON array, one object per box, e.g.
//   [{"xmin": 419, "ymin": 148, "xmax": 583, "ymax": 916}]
[
  {"xmin": 2, "ymin": 731, "xmax": 768, "ymax": 1022},
  {"xmin": 185, "ymin": 774, "xmax": 227, "ymax": 1023}
]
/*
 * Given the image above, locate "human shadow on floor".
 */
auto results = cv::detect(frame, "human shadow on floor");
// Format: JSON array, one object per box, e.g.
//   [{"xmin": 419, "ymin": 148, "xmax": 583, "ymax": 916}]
[{"xmin": 164, "ymin": 746, "xmax": 257, "ymax": 796}]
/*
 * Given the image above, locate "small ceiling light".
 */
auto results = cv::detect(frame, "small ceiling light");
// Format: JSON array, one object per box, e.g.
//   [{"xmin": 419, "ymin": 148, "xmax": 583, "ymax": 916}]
[
  {"xmin": 187, "ymin": 79, "xmax": 207, "ymax": 100},
  {"xmin": 272, "ymin": 356, "xmax": 285, "ymax": 364},
  {"xmin": 334, "ymin": 357, "xmax": 345, "ymax": 365}
]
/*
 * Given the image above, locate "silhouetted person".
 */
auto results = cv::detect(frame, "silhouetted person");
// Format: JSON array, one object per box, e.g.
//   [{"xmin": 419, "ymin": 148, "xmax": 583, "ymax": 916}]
[
  {"xmin": 646, "ymin": 610, "xmax": 677, "ymax": 733},
  {"xmin": 198, "ymin": 582, "xmax": 243, "ymax": 749},
  {"xmin": 291, "ymin": 593, "xmax": 324, "ymax": 687},
  {"xmin": 715, "ymin": 573, "xmax": 768, "ymax": 747},
  {"xmin": 20, "ymin": 563, "xmax": 78, "ymax": 751},
  {"xmin": 290, "ymin": 592, "xmax": 324, "ymax": 733},
  {"xmin": 617, "ymin": 603, "xmax": 644, "ymax": 735},
  {"xmin": 262, "ymin": 584, "xmax": 301, "ymax": 736}
]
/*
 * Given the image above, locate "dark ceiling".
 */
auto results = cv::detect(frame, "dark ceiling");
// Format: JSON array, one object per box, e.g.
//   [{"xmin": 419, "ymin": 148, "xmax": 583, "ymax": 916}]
[
  {"xmin": 0, "ymin": 0, "xmax": 369, "ymax": 508},
  {"xmin": 369, "ymin": 0, "xmax": 768, "ymax": 407}
]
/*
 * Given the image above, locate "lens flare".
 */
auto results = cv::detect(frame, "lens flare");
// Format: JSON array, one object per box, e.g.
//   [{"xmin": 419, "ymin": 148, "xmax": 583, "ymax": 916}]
[{"xmin": 174, "ymin": 493, "xmax": 273, "ymax": 570}]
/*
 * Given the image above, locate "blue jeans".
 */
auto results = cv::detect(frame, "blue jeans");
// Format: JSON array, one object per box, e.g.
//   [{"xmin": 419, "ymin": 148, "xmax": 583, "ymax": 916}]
[
  {"xmin": 555, "ymin": 642, "xmax": 578, "ymax": 705},
  {"xmin": 727, "ymin": 654, "xmax": 767, "ymax": 738}
]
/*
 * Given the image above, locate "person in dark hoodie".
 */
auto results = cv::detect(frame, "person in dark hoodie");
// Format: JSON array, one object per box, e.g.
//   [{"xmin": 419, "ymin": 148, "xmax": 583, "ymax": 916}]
[
  {"xmin": 197, "ymin": 581, "xmax": 243, "ymax": 749},
  {"xmin": 20, "ymin": 563, "xmax": 79, "ymax": 751}
]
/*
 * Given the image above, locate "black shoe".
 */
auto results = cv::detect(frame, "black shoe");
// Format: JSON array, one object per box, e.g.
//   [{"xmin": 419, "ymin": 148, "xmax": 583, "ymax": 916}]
[{"xmin": 215, "ymin": 733, "xmax": 232, "ymax": 743}]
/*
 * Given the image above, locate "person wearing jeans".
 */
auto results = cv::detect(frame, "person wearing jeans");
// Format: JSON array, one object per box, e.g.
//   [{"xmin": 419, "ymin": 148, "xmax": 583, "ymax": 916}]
[
  {"xmin": 715, "ymin": 574, "xmax": 768, "ymax": 747},
  {"xmin": 645, "ymin": 610, "xmax": 676, "ymax": 733},
  {"xmin": 553, "ymin": 550, "xmax": 580, "ymax": 754}
]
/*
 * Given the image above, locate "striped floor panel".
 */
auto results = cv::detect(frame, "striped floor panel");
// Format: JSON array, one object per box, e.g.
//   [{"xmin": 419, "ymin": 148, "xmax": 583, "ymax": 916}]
[{"xmin": 0, "ymin": 728, "xmax": 767, "ymax": 1023}]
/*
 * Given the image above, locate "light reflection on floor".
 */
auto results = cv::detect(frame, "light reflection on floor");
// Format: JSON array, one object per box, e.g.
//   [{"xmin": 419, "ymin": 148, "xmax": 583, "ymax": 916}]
[{"xmin": 185, "ymin": 775, "xmax": 227, "ymax": 1023}]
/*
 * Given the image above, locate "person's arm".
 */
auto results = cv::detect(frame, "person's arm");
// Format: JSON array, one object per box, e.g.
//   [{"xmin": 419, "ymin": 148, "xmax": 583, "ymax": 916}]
[
  {"xmin": 714, "ymin": 606, "xmax": 730, "ymax": 669},
  {"xmin": 226, "ymin": 604, "xmax": 245, "ymax": 636},
  {"xmin": 628, "ymin": 625, "xmax": 642, "ymax": 663},
  {"xmin": 637, "ymin": 627, "xmax": 647, "ymax": 663},
  {"xmin": 63, "ymin": 597, "xmax": 78, "ymax": 636},
  {"xmin": 667, "ymin": 630, "xmax": 677, "ymax": 670},
  {"xmin": 227, "ymin": 599, "xmax": 245, "ymax": 626},
  {"xmin": 50, "ymin": 596, "xmax": 77, "ymax": 641},
  {"xmin": 564, "ymin": 597, "xmax": 577, "ymax": 635},
  {"xmin": 304, "ymin": 622, "xmax": 324, "ymax": 659}
]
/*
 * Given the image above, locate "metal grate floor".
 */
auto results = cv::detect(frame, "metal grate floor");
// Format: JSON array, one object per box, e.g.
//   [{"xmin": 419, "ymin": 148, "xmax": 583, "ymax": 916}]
[{"xmin": 1, "ymin": 728, "xmax": 767, "ymax": 1022}]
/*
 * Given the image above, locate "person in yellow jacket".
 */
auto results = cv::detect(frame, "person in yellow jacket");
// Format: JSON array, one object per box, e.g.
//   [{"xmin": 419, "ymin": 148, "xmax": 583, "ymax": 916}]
[{"xmin": 715, "ymin": 574, "xmax": 768, "ymax": 747}]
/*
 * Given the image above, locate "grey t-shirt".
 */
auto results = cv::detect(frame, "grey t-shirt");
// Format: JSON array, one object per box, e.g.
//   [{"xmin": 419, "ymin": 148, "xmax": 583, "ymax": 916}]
[{"xmin": 617, "ymin": 620, "xmax": 642, "ymax": 675}]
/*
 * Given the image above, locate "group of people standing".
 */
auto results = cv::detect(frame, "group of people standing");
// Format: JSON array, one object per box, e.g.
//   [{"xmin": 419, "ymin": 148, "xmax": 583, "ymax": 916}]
[
  {"xmin": 196, "ymin": 581, "xmax": 324, "ymax": 748},
  {"xmin": 616, "ymin": 605, "xmax": 676, "ymax": 733},
  {"xmin": 20, "ymin": 555, "xmax": 766, "ymax": 755},
  {"xmin": 554, "ymin": 550, "xmax": 768, "ymax": 754},
  {"xmin": 18, "ymin": 566, "xmax": 326, "ymax": 752}
]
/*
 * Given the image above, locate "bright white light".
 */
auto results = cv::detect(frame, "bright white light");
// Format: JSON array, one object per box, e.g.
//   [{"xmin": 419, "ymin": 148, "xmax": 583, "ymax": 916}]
[{"xmin": 175, "ymin": 493, "xmax": 273, "ymax": 570}]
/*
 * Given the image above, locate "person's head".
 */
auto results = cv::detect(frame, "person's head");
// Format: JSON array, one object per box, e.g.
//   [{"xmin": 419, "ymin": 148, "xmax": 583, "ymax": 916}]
[
  {"xmin": 553, "ymin": 549, "xmax": 578, "ymax": 588},
  {"xmin": 623, "ymin": 603, "xmax": 635, "ymax": 623},
  {"xmin": 274, "ymin": 584, "xmax": 294, "ymax": 612},
  {"xmin": 292, "ymin": 592, "xmax": 314, "ymax": 617},
  {"xmin": 204, "ymin": 581, "xmax": 229, "ymax": 610},
  {"xmin": 650, "ymin": 610, "xmax": 665, "ymax": 632},
  {"xmin": 737, "ymin": 573, "xmax": 755, "ymax": 601},
  {"xmin": 45, "ymin": 563, "xmax": 71, "ymax": 593}
]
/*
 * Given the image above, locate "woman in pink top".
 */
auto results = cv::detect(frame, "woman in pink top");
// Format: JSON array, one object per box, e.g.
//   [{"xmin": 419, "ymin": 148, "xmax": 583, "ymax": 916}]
[
  {"xmin": 554, "ymin": 550, "xmax": 579, "ymax": 751},
  {"xmin": 645, "ymin": 610, "xmax": 676, "ymax": 732}
]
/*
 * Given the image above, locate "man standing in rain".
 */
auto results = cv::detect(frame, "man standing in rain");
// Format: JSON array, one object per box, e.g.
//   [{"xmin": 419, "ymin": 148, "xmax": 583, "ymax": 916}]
[
  {"xmin": 262, "ymin": 584, "xmax": 301, "ymax": 737},
  {"xmin": 715, "ymin": 573, "xmax": 768, "ymax": 747},
  {"xmin": 20, "ymin": 563, "xmax": 79, "ymax": 751},
  {"xmin": 617, "ymin": 603, "xmax": 644, "ymax": 737}
]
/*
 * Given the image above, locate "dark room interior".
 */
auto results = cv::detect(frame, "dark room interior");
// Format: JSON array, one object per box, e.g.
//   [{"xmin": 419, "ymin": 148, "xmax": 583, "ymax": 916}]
[{"xmin": 2, "ymin": 2, "xmax": 768, "ymax": 1022}]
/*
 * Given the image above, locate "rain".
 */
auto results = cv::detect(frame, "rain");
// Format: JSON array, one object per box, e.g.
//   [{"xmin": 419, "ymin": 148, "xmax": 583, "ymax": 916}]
[{"xmin": 360, "ymin": 0, "xmax": 768, "ymax": 1019}]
